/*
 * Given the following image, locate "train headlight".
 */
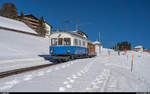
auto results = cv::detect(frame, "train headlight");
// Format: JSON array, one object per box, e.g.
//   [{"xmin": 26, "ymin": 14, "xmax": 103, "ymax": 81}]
[
  {"xmin": 50, "ymin": 49, "xmax": 53, "ymax": 54},
  {"xmin": 67, "ymin": 50, "xmax": 70, "ymax": 53}
]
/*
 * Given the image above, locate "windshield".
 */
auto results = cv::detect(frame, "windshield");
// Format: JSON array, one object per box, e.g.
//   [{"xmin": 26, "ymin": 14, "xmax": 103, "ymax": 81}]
[{"xmin": 51, "ymin": 38, "xmax": 71, "ymax": 46}]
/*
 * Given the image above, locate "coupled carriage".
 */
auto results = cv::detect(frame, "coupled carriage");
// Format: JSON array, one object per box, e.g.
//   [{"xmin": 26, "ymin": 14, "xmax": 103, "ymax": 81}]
[{"xmin": 49, "ymin": 30, "xmax": 96, "ymax": 62}]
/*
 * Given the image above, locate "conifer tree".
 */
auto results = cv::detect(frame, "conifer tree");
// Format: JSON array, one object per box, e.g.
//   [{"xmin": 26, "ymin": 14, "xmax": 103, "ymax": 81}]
[
  {"xmin": 19, "ymin": 12, "xmax": 24, "ymax": 19},
  {"xmin": 36, "ymin": 16, "xmax": 46, "ymax": 37},
  {"xmin": 113, "ymin": 41, "xmax": 132, "ymax": 51},
  {"xmin": 0, "ymin": 3, "xmax": 18, "ymax": 19}
]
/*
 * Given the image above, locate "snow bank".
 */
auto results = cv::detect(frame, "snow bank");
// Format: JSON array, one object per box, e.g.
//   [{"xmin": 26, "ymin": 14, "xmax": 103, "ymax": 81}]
[
  {"xmin": 0, "ymin": 29, "xmax": 49, "ymax": 60},
  {"xmin": 0, "ymin": 16, "xmax": 37, "ymax": 34},
  {"xmin": 0, "ymin": 29, "xmax": 50, "ymax": 72}
]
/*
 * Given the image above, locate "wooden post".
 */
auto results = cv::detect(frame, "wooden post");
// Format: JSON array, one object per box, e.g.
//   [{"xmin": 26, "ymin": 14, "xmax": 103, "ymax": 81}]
[{"xmin": 131, "ymin": 54, "xmax": 134, "ymax": 72}]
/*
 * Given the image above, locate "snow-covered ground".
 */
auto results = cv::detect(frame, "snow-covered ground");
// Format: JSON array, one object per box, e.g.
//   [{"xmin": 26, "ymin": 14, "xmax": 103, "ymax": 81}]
[
  {"xmin": 0, "ymin": 16, "xmax": 37, "ymax": 34},
  {"xmin": 0, "ymin": 48, "xmax": 149, "ymax": 92}
]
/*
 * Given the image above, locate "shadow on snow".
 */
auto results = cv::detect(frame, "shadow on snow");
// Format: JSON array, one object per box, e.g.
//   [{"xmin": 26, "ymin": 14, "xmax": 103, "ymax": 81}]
[{"xmin": 38, "ymin": 55, "xmax": 57, "ymax": 63}]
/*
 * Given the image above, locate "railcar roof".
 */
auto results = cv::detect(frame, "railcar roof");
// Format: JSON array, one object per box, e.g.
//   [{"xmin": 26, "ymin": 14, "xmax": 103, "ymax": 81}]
[{"xmin": 51, "ymin": 31, "xmax": 87, "ymax": 39}]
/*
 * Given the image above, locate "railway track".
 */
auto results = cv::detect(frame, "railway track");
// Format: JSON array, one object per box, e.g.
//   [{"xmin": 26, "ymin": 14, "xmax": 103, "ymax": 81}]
[
  {"xmin": 0, "ymin": 62, "xmax": 62, "ymax": 78},
  {"xmin": 0, "ymin": 56, "xmax": 90, "ymax": 79}
]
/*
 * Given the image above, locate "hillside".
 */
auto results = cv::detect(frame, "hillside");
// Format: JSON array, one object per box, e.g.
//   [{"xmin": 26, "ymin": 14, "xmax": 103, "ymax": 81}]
[
  {"xmin": 0, "ymin": 16, "xmax": 49, "ymax": 60},
  {"xmin": 0, "ymin": 29, "xmax": 49, "ymax": 60},
  {"xmin": 0, "ymin": 16, "xmax": 37, "ymax": 34}
]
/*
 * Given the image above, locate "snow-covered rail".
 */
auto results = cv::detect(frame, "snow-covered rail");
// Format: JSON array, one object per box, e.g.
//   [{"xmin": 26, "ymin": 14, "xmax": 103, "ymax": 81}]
[
  {"xmin": 0, "ymin": 62, "xmax": 59, "ymax": 78},
  {"xmin": 0, "ymin": 26, "xmax": 40, "ymax": 37}
]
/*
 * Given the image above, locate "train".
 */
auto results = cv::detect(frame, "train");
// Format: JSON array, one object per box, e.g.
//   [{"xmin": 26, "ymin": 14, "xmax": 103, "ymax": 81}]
[{"xmin": 49, "ymin": 30, "xmax": 96, "ymax": 62}]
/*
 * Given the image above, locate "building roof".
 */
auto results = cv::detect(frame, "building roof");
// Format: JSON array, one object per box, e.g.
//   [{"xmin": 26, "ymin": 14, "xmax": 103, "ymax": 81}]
[
  {"xmin": 93, "ymin": 41, "xmax": 102, "ymax": 45},
  {"xmin": 23, "ymin": 14, "xmax": 52, "ymax": 28},
  {"xmin": 134, "ymin": 45, "xmax": 143, "ymax": 49},
  {"xmin": 24, "ymin": 14, "xmax": 39, "ymax": 20}
]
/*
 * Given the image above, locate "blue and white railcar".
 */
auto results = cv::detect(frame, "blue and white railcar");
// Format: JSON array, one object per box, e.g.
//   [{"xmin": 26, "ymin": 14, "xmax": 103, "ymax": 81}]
[{"xmin": 49, "ymin": 31, "xmax": 88, "ymax": 61}]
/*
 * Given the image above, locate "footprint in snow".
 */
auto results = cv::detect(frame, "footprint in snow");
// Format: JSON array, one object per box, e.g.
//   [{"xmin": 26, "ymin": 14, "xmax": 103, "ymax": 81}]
[
  {"xmin": 95, "ymin": 78, "xmax": 100, "ymax": 81},
  {"xmin": 5, "ymin": 79, "xmax": 19, "ymax": 85},
  {"xmin": 63, "ymin": 81, "xmax": 69, "ymax": 84},
  {"xmin": 23, "ymin": 75, "xmax": 33, "ymax": 81},
  {"xmin": 69, "ymin": 79, "xmax": 74, "ymax": 83},
  {"xmin": 92, "ymin": 84, "xmax": 99, "ymax": 89},
  {"xmin": 59, "ymin": 87, "xmax": 66, "ymax": 92},
  {"xmin": 0, "ymin": 85, "xmax": 13, "ymax": 91},
  {"xmin": 72, "ymin": 75, "xmax": 78, "ymax": 79},
  {"xmin": 97, "ymin": 80, "xmax": 103, "ymax": 84},
  {"xmin": 62, "ymin": 65, "xmax": 66, "ymax": 68},
  {"xmin": 55, "ymin": 67, "xmax": 60, "ymax": 70},
  {"xmin": 91, "ymin": 82, "xmax": 97, "ymax": 85},
  {"xmin": 80, "ymin": 70, "xmax": 86, "ymax": 74},
  {"xmin": 71, "ymin": 62, "xmax": 74, "ymax": 64},
  {"xmin": 66, "ymin": 77, "xmax": 71, "ymax": 80},
  {"xmin": 37, "ymin": 71, "xmax": 45, "ymax": 76},
  {"xmin": 0, "ymin": 79, "xmax": 20, "ymax": 91},
  {"xmin": 66, "ymin": 84, "xmax": 72, "ymax": 88},
  {"xmin": 77, "ymin": 73, "xmax": 82, "ymax": 76},
  {"xmin": 46, "ymin": 69, "xmax": 52, "ymax": 73},
  {"xmin": 86, "ymin": 87, "xmax": 90, "ymax": 90}
]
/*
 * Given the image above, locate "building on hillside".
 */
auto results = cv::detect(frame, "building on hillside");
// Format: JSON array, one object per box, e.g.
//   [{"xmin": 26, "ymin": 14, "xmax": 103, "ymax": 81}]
[
  {"xmin": 44, "ymin": 22, "xmax": 52, "ymax": 37},
  {"xmin": 144, "ymin": 49, "xmax": 150, "ymax": 53},
  {"xmin": 22, "ymin": 14, "xmax": 39, "ymax": 30},
  {"xmin": 134, "ymin": 45, "xmax": 144, "ymax": 52},
  {"xmin": 19, "ymin": 14, "xmax": 52, "ymax": 37},
  {"xmin": 93, "ymin": 41, "xmax": 103, "ymax": 55}
]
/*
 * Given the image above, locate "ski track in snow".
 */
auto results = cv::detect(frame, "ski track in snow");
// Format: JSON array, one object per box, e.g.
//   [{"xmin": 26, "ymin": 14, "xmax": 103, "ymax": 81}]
[
  {"xmin": 85, "ymin": 69, "xmax": 111, "ymax": 92},
  {"xmin": 58, "ymin": 58, "xmax": 97, "ymax": 92}
]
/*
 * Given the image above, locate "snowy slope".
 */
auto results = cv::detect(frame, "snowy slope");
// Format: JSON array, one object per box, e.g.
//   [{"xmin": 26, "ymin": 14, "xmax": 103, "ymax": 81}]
[
  {"xmin": 0, "ymin": 16, "xmax": 37, "ymax": 34},
  {"xmin": 0, "ymin": 28, "xmax": 52, "ymax": 73},
  {"xmin": 0, "ymin": 29, "xmax": 49, "ymax": 60}
]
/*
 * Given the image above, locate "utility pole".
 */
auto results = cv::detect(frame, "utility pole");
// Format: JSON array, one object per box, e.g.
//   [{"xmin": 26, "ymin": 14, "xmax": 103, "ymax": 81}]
[
  {"xmin": 75, "ymin": 18, "xmax": 91, "ymax": 31},
  {"xmin": 76, "ymin": 19, "xmax": 79, "ymax": 31},
  {"xmin": 48, "ymin": 34, "xmax": 51, "ymax": 56},
  {"xmin": 61, "ymin": 20, "xmax": 71, "ymax": 32},
  {"xmin": 99, "ymin": 32, "xmax": 101, "ymax": 42},
  {"xmin": 98, "ymin": 32, "xmax": 101, "ymax": 54}
]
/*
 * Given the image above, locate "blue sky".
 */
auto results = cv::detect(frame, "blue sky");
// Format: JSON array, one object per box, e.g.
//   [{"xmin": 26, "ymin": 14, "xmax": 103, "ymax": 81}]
[{"xmin": 0, "ymin": 0, "xmax": 150, "ymax": 49}]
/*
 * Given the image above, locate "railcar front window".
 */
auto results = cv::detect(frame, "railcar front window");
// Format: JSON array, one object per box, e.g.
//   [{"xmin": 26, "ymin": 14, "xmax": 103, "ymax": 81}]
[
  {"xmin": 64, "ymin": 38, "xmax": 71, "ymax": 46},
  {"xmin": 51, "ymin": 38, "xmax": 57, "ymax": 46},
  {"xmin": 58, "ymin": 38, "xmax": 63, "ymax": 45}
]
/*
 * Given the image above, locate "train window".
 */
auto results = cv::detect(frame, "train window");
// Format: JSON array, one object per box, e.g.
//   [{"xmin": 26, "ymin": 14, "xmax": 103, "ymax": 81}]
[
  {"xmin": 83, "ymin": 41, "xmax": 85, "ymax": 46},
  {"xmin": 51, "ymin": 38, "xmax": 57, "ymax": 46},
  {"xmin": 74, "ymin": 39, "xmax": 78, "ymax": 46},
  {"xmin": 64, "ymin": 38, "xmax": 71, "ymax": 46},
  {"xmin": 58, "ymin": 38, "xmax": 63, "ymax": 45},
  {"xmin": 79, "ymin": 40, "xmax": 81, "ymax": 46}
]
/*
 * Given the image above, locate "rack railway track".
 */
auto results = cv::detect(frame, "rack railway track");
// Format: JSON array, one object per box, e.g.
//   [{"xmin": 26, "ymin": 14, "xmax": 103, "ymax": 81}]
[{"xmin": 0, "ymin": 62, "xmax": 61, "ymax": 78}]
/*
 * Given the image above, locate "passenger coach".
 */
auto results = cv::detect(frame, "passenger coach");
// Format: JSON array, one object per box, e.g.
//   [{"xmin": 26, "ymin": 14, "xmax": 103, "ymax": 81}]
[{"xmin": 49, "ymin": 30, "xmax": 96, "ymax": 62}]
